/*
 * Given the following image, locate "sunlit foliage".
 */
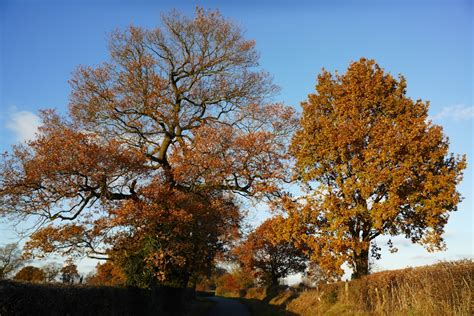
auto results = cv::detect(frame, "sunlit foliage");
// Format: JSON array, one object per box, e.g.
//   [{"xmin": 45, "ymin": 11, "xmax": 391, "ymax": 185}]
[
  {"xmin": 234, "ymin": 216, "xmax": 307, "ymax": 286},
  {"xmin": 286, "ymin": 58, "xmax": 466, "ymax": 278},
  {"xmin": 14, "ymin": 266, "xmax": 45, "ymax": 282}
]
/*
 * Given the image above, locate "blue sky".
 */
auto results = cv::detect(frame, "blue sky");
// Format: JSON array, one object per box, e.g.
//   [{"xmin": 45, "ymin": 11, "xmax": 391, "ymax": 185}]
[{"xmin": 1, "ymin": 0, "xmax": 472, "ymax": 275}]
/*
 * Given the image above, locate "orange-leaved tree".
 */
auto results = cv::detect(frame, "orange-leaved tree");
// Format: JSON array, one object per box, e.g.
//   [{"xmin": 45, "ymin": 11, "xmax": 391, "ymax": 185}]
[
  {"xmin": 234, "ymin": 216, "xmax": 307, "ymax": 286},
  {"xmin": 14, "ymin": 266, "xmax": 45, "ymax": 282},
  {"xmin": 215, "ymin": 267, "xmax": 254, "ymax": 296},
  {"xmin": 0, "ymin": 8, "xmax": 296, "ymax": 287},
  {"xmin": 288, "ymin": 58, "xmax": 466, "ymax": 278},
  {"xmin": 194, "ymin": 266, "xmax": 226, "ymax": 292},
  {"xmin": 108, "ymin": 184, "xmax": 241, "ymax": 287},
  {"xmin": 86, "ymin": 261, "xmax": 126, "ymax": 286}
]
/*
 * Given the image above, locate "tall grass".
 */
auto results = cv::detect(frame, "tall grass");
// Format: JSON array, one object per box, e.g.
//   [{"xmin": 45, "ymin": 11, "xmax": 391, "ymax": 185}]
[{"xmin": 286, "ymin": 260, "xmax": 473, "ymax": 316}]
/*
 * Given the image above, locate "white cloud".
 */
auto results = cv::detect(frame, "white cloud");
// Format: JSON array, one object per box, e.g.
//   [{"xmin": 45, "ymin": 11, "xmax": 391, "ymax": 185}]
[
  {"xmin": 6, "ymin": 111, "xmax": 41, "ymax": 142},
  {"xmin": 429, "ymin": 104, "xmax": 474, "ymax": 121}
]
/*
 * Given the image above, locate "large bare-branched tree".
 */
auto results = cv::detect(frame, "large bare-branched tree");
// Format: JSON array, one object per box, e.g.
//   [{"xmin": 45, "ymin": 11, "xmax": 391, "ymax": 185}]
[{"xmin": 0, "ymin": 8, "xmax": 296, "ymax": 287}]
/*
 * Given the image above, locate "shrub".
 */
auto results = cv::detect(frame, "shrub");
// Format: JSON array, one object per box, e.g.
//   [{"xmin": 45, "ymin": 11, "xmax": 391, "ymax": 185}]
[{"xmin": 0, "ymin": 280, "xmax": 194, "ymax": 316}]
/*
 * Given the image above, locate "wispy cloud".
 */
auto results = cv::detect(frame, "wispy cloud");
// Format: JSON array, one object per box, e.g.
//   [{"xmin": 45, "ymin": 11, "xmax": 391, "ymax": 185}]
[
  {"xmin": 411, "ymin": 254, "xmax": 473, "ymax": 262},
  {"xmin": 429, "ymin": 104, "xmax": 474, "ymax": 121},
  {"xmin": 411, "ymin": 254, "xmax": 436, "ymax": 261},
  {"xmin": 6, "ymin": 111, "xmax": 41, "ymax": 142}
]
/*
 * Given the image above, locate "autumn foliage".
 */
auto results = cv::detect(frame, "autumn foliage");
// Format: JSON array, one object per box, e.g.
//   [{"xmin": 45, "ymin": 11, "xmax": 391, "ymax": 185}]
[
  {"xmin": 109, "ymin": 186, "xmax": 241, "ymax": 287},
  {"xmin": 0, "ymin": 8, "xmax": 295, "ymax": 287},
  {"xmin": 0, "ymin": 7, "xmax": 467, "ymax": 295},
  {"xmin": 286, "ymin": 58, "xmax": 466, "ymax": 278},
  {"xmin": 214, "ymin": 267, "xmax": 254, "ymax": 297},
  {"xmin": 87, "ymin": 261, "xmax": 126, "ymax": 286},
  {"xmin": 14, "ymin": 266, "xmax": 45, "ymax": 283},
  {"xmin": 234, "ymin": 217, "xmax": 307, "ymax": 286}
]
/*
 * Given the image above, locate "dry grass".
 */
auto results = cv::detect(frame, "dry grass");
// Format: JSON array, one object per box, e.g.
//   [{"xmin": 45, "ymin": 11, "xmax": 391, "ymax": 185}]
[
  {"xmin": 241, "ymin": 298, "xmax": 291, "ymax": 316},
  {"xmin": 286, "ymin": 260, "xmax": 473, "ymax": 316},
  {"xmin": 244, "ymin": 286, "xmax": 267, "ymax": 300}
]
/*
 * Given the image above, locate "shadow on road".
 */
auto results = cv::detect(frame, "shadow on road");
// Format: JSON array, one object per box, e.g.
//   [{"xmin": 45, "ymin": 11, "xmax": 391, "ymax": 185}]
[
  {"xmin": 206, "ymin": 296, "xmax": 250, "ymax": 316},
  {"xmin": 192, "ymin": 290, "xmax": 298, "ymax": 316}
]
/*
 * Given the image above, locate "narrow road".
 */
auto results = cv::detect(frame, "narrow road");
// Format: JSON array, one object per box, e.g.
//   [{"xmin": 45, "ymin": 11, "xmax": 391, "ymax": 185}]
[{"xmin": 206, "ymin": 296, "xmax": 250, "ymax": 316}]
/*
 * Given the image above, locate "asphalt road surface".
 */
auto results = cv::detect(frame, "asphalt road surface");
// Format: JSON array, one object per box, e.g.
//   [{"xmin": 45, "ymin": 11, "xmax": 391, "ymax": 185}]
[{"xmin": 206, "ymin": 297, "xmax": 250, "ymax": 316}]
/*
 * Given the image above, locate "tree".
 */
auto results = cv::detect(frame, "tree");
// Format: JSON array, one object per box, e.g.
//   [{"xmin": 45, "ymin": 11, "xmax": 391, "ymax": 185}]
[
  {"xmin": 288, "ymin": 58, "xmax": 466, "ymax": 278},
  {"xmin": 61, "ymin": 259, "xmax": 79, "ymax": 284},
  {"xmin": 234, "ymin": 216, "xmax": 307, "ymax": 286},
  {"xmin": 0, "ymin": 8, "xmax": 296, "ymax": 287},
  {"xmin": 14, "ymin": 266, "xmax": 45, "ymax": 282},
  {"xmin": 42, "ymin": 262, "xmax": 61, "ymax": 282},
  {"xmin": 215, "ymin": 267, "xmax": 254, "ymax": 296},
  {"xmin": 109, "ymin": 187, "xmax": 241, "ymax": 287},
  {"xmin": 86, "ymin": 261, "xmax": 126, "ymax": 286},
  {"xmin": 195, "ymin": 266, "xmax": 226, "ymax": 292},
  {"xmin": 0, "ymin": 243, "xmax": 24, "ymax": 279}
]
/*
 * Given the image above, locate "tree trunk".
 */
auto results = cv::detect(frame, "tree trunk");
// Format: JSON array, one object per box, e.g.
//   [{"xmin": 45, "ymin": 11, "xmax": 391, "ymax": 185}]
[
  {"xmin": 270, "ymin": 273, "xmax": 279, "ymax": 287},
  {"xmin": 351, "ymin": 247, "xmax": 369, "ymax": 279}
]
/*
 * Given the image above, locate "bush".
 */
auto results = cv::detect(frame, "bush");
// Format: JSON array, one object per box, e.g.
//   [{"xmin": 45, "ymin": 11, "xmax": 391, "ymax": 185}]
[{"xmin": 0, "ymin": 280, "xmax": 194, "ymax": 316}]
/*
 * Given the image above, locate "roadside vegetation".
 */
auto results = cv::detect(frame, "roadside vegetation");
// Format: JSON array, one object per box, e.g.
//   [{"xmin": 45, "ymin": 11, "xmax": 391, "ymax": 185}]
[{"xmin": 213, "ymin": 260, "xmax": 472, "ymax": 316}]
